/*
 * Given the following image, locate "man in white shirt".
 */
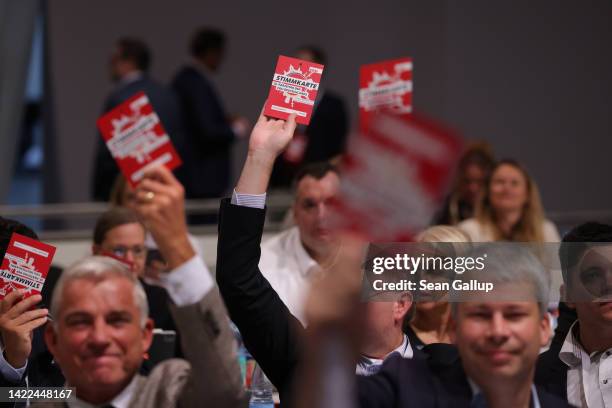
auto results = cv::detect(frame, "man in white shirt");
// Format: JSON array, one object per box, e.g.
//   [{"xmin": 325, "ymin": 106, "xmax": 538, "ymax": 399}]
[
  {"xmin": 537, "ymin": 222, "xmax": 612, "ymax": 408},
  {"xmin": 259, "ymin": 162, "xmax": 341, "ymax": 325}
]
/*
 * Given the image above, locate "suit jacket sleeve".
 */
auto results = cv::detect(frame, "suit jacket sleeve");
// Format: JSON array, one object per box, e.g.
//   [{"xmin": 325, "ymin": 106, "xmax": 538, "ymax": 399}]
[
  {"xmin": 216, "ymin": 198, "xmax": 303, "ymax": 397},
  {"xmin": 170, "ymin": 287, "xmax": 247, "ymax": 408}
]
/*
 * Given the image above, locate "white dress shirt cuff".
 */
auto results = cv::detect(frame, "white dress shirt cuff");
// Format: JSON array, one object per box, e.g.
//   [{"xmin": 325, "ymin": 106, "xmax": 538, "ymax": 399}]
[
  {"xmin": 231, "ymin": 189, "xmax": 266, "ymax": 209},
  {"xmin": 0, "ymin": 351, "xmax": 26, "ymax": 383},
  {"xmin": 158, "ymin": 255, "xmax": 214, "ymax": 307}
]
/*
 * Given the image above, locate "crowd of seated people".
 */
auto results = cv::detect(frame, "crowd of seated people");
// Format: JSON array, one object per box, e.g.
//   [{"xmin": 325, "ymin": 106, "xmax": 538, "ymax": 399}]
[{"xmin": 1, "ymin": 59, "xmax": 609, "ymax": 408}]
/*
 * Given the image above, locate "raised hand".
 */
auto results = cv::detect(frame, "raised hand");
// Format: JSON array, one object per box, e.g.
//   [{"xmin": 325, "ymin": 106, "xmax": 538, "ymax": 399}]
[
  {"xmin": 0, "ymin": 290, "xmax": 48, "ymax": 368},
  {"xmin": 236, "ymin": 103, "xmax": 297, "ymax": 195},
  {"xmin": 133, "ymin": 166, "xmax": 194, "ymax": 270}
]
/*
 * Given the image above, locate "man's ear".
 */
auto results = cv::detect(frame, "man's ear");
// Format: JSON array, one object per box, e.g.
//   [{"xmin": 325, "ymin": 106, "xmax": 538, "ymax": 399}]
[
  {"xmin": 44, "ymin": 324, "xmax": 58, "ymax": 359},
  {"xmin": 560, "ymin": 283, "xmax": 576, "ymax": 309},
  {"xmin": 394, "ymin": 293, "xmax": 412, "ymax": 321},
  {"xmin": 141, "ymin": 318, "xmax": 155, "ymax": 353},
  {"xmin": 540, "ymin": 311, "xmax": 552, "ymax": 347}
]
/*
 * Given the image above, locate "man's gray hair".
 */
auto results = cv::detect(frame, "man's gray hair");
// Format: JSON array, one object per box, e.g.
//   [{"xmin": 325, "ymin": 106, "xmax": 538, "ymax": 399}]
[
  {"xmin": 50, "ymin": 256, "xmax": 149, "ymax": 328},
  {"xmin": 450, "ymin": 244, "xmax": 551, "ymax": 317}
]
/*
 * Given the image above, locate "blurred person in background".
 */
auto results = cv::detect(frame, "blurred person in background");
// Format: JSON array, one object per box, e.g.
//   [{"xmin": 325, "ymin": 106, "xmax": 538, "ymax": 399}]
[
  {"xmin": 92, "ymin": 37, "xmax": 188, "ymax": 201},
  {"xmin": 432, "ymin": 142, "xmax": 495, "ymax": 225},
  {"xmin": 458, "ymin": 159, "xmax": 560, "ymax": 242},
  {"xmin": 537, "ymin": 222, "xmax": 612, "ymax": 407},
  {"xmin": 171, "ymin": 27, "xmax": 248, "ymax": 202},
  {"xmin": 270, "ymin": 45, "xmax": 349, "ymax": 188},
  {"xmin": 407, "ymin": 225, "xmax": 471, "ymax": 349}
]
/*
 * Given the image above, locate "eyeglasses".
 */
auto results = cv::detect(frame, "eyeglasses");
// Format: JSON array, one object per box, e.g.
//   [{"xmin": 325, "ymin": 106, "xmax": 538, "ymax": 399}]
[{"xmin": 106, "ymin": 246, "xmax": 147, "ymax": 259}]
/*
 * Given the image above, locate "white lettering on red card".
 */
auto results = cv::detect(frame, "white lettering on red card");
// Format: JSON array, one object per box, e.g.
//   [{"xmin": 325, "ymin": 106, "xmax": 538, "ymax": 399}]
[
  {"xmin": 264, "ymin": 55, "xmax": 324, "ymax": 125},
  {"xmin": 359, "ymin": 58, "xmax": 413, "ymax": 131},
  {"xmin": 0, "ymin": 233, "xmax": 56, "ymax": 299},
  {"xmin": 97, "ymin": 92, "xmax": 182, "ymax": 186}
]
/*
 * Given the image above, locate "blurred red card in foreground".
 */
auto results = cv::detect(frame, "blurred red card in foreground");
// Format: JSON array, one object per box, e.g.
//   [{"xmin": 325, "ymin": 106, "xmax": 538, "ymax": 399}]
[
  {"xmin": 97, "ymin": 92, "xmax": 182, "ymax": 187},
  {"xmin": 331, "ymin": 113, "xmax": 463, "ymax": 241},
  {"xmin": 359, "ymin": 58, "xmax": 413, "ymax": 132},
  {"xmin": 0, "ymin": 233, "xmax": 56, "ymax": 299},
  {"xmin": 264, "ymin": 55, "xmax": 324, "ymax": 125}
]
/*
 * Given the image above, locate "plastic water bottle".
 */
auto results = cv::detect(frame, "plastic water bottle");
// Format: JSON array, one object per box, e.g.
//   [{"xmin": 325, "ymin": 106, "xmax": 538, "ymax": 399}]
[{"xmin": 249, "ymin": 364, "xmax": 274, "ymax": 408}]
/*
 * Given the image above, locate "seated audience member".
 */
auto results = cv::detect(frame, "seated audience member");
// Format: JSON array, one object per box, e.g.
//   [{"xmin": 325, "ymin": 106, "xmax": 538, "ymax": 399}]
[
  {"xmin": 536, "ymin": 222, "xmax": 612, "ymax": 407},
  {"xmin": 432, "ymin": 142, "xmax": 495, "ymax": 225},
  {"xmin": 458, "ymin": 159, "xmax": 560, "ymax": 242},
  {"xmin": 407, "ymin": 226, "xmax": 471, "ymax": 348},
  {"xmin": 35, "ymin": 165, "xmax": 245, "ymax": 407},
  {"xmin": 109, "ymin": 174, "xmax": 202, "ymax": 257},
  {"xmin": 0, "ymin": 218, "xmax": 63, "ymax": 388},
  {"xmin": 260, "ymin": 162, "xmax": 341, "ymax": 325},
  {"xmin": 92, "ymin": 37, "xmax": 188, "ymax": 201},
  {"xmin": 297, "ymin": 244, "xmax": 572, "ymax": 408},
  {"xmin": 216, "ymin": 106, "xmax": 414, "ymax": 403},
  {"xmin": 270, "ymin": 45, "xmax": 348, "ymax": 188},
  {"xmin": 92, "ymin": 207, "xmax": 178, "ymax": 334}
]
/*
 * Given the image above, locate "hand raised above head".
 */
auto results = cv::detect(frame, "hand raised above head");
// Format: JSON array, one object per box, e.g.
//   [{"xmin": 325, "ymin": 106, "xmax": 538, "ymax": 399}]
[
  {"xmin": 132, "ymin": 166, "xmax": 194, "ymax": 270},
  {"xmin": 247, "ymin": 103, "xmax": 297, "ymax": 163}
]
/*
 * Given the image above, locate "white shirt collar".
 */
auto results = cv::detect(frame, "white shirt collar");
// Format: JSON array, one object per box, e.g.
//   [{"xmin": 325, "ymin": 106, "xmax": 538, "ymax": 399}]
[
  {"xmin": 288, "ymin": 227, "xmax": 320, "ymax": 278},
  {"xmin": 68, "ymin": 375, "xmax": 139, "ymax": 408}
]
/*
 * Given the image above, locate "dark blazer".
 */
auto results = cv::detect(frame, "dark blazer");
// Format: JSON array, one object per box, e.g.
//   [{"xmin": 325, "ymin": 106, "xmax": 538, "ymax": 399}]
[
  {"xmin": 359, "ymin": 351, "xmax": 574, "ymax": 408},
  {"xmin": 216, "ymin": 199, "xmax": 431, "ymax": 405},
  {"xmin": 216, "ymin": 198, "xmax": 302, "ymax": 402},
  {"xmin": 171, "ymin": 66, "xmax": 236, "ymax": 198},
  {"xmin": 92, "ymin": 76, "xmax": 188, "ymax": 201},
  {"xmin": 535, "ymin": 344, "xmax": 568, "ymax": 402}
]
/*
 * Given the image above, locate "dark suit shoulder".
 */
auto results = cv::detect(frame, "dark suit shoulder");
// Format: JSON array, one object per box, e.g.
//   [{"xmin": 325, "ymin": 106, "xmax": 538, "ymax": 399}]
[{"xmin": 536, "ymin": 386, "xmax": 574, "ymax": 407}]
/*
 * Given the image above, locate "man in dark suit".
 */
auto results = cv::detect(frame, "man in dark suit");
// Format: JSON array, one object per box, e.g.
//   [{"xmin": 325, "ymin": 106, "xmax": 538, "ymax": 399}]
[
  {"xmin": 92, "ymin": 37, "xmax": 188, "ymax": 201},
  {"xmin": 171, "ymin": 28, "xmax": 248, "ymax": 200},
  {"xmin": 295, "ymin": 240, "xmax": 573, "ymax": 407},
  {"xmin": 536, "ymin": 222, "xmax": 612, "ymax": 407},
  {"xmin": 270, "ymin": 45, "xmax": 349, "ymax": 188}
]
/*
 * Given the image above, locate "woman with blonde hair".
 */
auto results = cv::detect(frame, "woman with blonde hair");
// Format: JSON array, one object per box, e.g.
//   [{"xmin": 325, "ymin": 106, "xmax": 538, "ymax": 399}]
[
  {"xmin": 458, "ymin": 159, "xmax": 560, "ymax": 242},
  {"xmin": 406, "ymin": 225, "xmax": 471, "ymax": 348}
]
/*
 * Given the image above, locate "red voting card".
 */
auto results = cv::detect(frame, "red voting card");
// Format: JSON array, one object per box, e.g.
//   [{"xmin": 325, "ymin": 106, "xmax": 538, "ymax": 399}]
[
  {"xmin": 97, "ymin": 92, "xmax": 182, "ymax": 187},
  {"xmin": 359, "ymin": 58, "xmax": 413, "ymax": 132},
  {"xmin": 330, "ymin": 113, "xmax": 463, "ymax": 241},
  {"xmin": 0, "ymin": 233, "xmax": 56, "ymax": 299},
  {"xmin": 264, "ymin": 55, "xmax": 324, "ymax": 125}
]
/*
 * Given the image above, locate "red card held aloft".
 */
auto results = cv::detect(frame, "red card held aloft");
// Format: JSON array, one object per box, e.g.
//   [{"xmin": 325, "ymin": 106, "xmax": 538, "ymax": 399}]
[
  {"xmin": 329, "ymin": 113, "xmax": 463, "ymax": 242},
  {"xmin": 0, "ymin": 233, "xmax": 56, "ymax": 299},
  {"xmin": 359, "ymin": 58, "xmax": 413, "ymax": 132},
  {"xmin": 97, "ymin": 92, "xmax": 182, "ymax": 187},
  {"xmin": 264, "ymin": 55, "xmax": 324, "ymax": 125}
]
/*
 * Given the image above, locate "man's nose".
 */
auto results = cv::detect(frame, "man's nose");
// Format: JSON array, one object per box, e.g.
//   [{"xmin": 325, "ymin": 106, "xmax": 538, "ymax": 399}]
[
  {"xmin": 487, "ymin": 313, "xmax": 510, "ymax": 342},
  {"xmin": 88, "ymin": 319, "xmax": 111, "ymax": 349}
]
